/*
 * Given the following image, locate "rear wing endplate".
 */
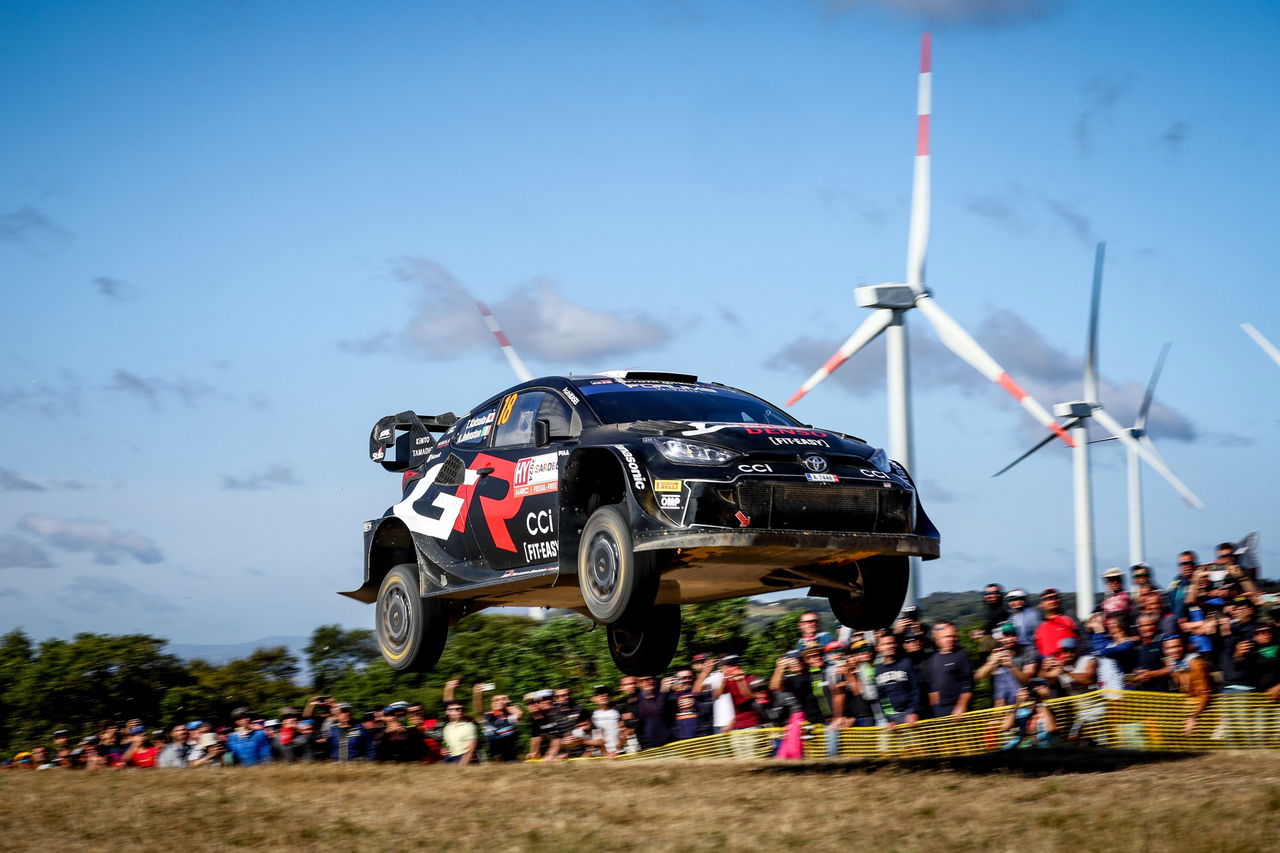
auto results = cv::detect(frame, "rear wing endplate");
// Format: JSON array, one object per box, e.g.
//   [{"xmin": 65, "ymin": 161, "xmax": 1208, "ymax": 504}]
[{"xmin": 369, "ymin": 410, "xmax": 457, "ymax": 472}]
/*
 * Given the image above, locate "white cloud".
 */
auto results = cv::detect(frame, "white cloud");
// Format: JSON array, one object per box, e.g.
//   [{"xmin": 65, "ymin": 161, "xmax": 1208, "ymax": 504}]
[{"xmin": 17, "ymin": 514, "xmax": 163, "ymax": 565}]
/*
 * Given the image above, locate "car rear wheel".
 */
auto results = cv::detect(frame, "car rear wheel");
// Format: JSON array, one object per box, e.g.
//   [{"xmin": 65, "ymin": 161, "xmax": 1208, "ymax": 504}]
[
  {"xmin": 607, "ymin": 604, "xmax": 681, "ymax": 676},
  {"xmin": 578, "ymin": 505, "xmax": 659, "ymax": 624},
  {"xmin": 828, "ymin": 556, "xmax": 910, "ymax": 630},
  {"xmin": 376, "ymin": 564, "xmax": 448, "ymax": 672}
]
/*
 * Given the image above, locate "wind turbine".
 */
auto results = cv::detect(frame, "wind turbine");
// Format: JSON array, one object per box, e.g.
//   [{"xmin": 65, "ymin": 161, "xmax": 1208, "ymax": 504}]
[
  {"xmin": 1241, "ymin": 323, "xmax": 1280, "ymax": 368},
  {"xmin": 474, "ymin": 301, "xmax": 544, "ymax": 620},
  {"xmin": 995, "ymin": 243, "xmax": 1203, "ymax": 619},
  {"xmin": 1119, "ymin": 343, "xmax": 1172, "ymax": 567},
  {"xmin": 786, "ymin": 33, "xmax": 1074, "ymax": 607}
]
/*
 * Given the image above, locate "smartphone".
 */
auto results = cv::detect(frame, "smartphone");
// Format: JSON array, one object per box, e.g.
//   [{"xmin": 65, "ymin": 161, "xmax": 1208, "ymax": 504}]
[{"xmin": 479, "ymin": 683, "xmax": 496, "ymax": 691}]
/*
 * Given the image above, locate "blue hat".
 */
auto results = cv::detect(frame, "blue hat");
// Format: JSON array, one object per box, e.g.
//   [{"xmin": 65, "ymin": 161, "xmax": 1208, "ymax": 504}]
[
  {"xmin": 1059, "ymin": 637, "xmax": 1078, "ymax": 650},
  {"xmin": 186, "ymin": 721, "xmax": 204, "ymax": 730}
]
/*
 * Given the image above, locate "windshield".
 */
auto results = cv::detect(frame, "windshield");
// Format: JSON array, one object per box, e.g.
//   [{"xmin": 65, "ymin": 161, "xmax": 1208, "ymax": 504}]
[{"xmin": 576, "ymin": 380, "xmax": 802, "ymax": 427}]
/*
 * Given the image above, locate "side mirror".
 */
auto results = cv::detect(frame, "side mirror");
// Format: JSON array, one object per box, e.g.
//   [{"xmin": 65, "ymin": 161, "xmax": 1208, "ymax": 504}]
[{"xmin": 535, "ymin": 418, "xmax": 551, "ymax": 448}]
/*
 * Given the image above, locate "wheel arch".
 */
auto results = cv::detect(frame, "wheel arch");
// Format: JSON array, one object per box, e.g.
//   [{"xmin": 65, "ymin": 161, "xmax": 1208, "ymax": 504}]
[
  {"xmin": 559, "ymin": 447, "xmax": 632, "ymax": 569},
  {"xmin": 339, "ymin": 517, "xmax": 419, "ymax": 604}
]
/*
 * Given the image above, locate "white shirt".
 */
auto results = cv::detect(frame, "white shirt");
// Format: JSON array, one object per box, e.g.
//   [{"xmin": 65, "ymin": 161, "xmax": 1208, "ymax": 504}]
[
  {"xmin": 591, "ymin": 707, "xmax": 621, "ymax": 753},
  {"xmin": 704, "ymin": 671, "xmax": 735, "ymax": 730}
]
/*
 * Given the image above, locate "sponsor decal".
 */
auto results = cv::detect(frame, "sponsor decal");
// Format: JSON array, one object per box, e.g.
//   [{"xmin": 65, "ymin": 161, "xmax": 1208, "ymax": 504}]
[
  {"xmin": 411, "ymin": 447, "xmax": 431, "ymax": 458},
  {"xmin": 737, "ymin": 463, "xmax": 772, "ymax": 473},
  {"xmin": 801, "ymin": 455, "xmax": 828, "ymax": 473},
  {"xmin": 497, "ymin": 394, "xmax": 518, "ymax": 425},
  {"xmin": 459, "ymin": 424, "xmax": 490, "ymax": 443},
  {"xmin": 523, "ymin": 540, "xmax": 559, "ymax": 561},
  {"xmin": 859, "ymin": 468, "xmax": 890, "ymax": 480},
  {"xmin": 653, "ymin": 479, "xmax": 682, "ymax": 493},
  {"xmin": 659, "ymin": 494, "xmax": 681, "ymax": 509},
  {"xmin": 768, "ymin": 436, "xmax": 829, "ymax": 447},
  {"xmin": 745, "ymin": 427, "xmax": 829, "ymax": 438},
  {"xmin": 363, "ymin": 521, "xmax": 373, "ymax": 532},
  {"xmin": 378, "ymin": 429, "xmax": 393, "ymax": 440},
  {"xmin": 587, "ymin": 378, "xmax": 615, "ymax": 385},
  {"xmin": 562, "ymin": 386, "xmax": 580, "ymax": 405},
  {"xmin": 513, "ymin": 453, "xmax": 559, "ymax": 497},
  {"xmin": 414, "ymin": 436, "xmax": 431, "ymax": 446},
  {"xmin": 425, "ymin": 452, "xmax": 442, "ymax": 463},
  {"xmin": 735, "ymin": 511, "xmax": 751, "ymax": 528},
  {"xmin": 805, "ymin": 472, "xmax": 839, "ymax": 483},
  {"xmin": 616, "ymin": 445, "xmax": 646, "ymax": 491},
  {"xmin": 466, "ymin": 410, "xmax": 496, "ymax": 429},
  {"xmin": 371, "ymin": 446, "xmax": 386, "ymax": 461},
  {"xmin": 525, "ymin": 510, "xmax": 555, "ymax": 535}
]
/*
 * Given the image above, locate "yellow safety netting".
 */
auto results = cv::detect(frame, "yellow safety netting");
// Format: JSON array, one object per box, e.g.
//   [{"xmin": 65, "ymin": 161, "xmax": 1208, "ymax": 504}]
[{"xmin": 618, "ymin": 690, "xmax": 1280, "ymax": 761}]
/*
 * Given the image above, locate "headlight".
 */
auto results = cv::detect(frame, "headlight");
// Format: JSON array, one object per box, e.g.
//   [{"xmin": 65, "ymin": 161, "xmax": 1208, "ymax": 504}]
[
  {"xmin": 867, "ymin": 448, "xmax": 892, "ymax": 473},
  {"xmin": 645, "ymin": 437, "xmax": 740, "ymax": 466}
]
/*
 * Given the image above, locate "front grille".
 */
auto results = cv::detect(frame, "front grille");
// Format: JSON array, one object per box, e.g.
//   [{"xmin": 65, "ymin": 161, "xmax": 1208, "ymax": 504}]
[{"xmin": 734, "ymin": 482, "xmax": 914, "ymax": 534}]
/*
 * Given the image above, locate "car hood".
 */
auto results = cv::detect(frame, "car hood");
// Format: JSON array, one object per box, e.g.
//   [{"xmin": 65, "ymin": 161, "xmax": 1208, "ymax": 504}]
[{"xmin": 627, "ymin": 420, "xmax": 880, "ymax": 460}]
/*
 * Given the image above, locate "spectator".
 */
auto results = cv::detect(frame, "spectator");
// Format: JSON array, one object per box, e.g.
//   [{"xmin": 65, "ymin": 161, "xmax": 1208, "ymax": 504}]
[
  {"xmin": 158, "ymin": 724, "xmax": 188, "ymax": 768},
  {"xmin": 1033, "ymin": 588, "xmax": 1078, "ymax": 659},
  {"xmin": 589, "ymin": 686, "xmax": 623, "ymax": 756},
  {"xmin": 226, "ymin": 709, "xmax": 272, "ymax": 766},
  {"xmin": 1248, "ymin": 622, "xmax": 1279, "ymax": 699},
  {"xmin": 376, "ymin": 712, "xmax": 424, "ymax": 763},
  {"xmin": 711, "ymin": 655, "xmax": 761, "ymax": 737},
  {"xmin": 749, "ymin": 677, "xmax": 801, "ymax": 728},
  {"xmin": 893, "ymin": 606, "xmax": 931, "ymax": 647},
  {"xmin": 1088, "ymin": 611, "xmax": 1140, "ymax": 691},
  {"xmin": 1005, "ymin": 589, "xmax": 1042, "ymax": 647},
  {"xmin": 1136, "ymin": 588, "xmax": 1179, "ymax": 637},
  {"xmin": 440, "ymin": 700, "xmax": 478, "ymax": 765},
  {"xmin": 1128, "ymin": 613, "xmax": 1172, "ymax": 692},
  {"xmin": 559, "ymin": 710, "xmax": 604, "ymax": 759},
  {"xmin": 1001, "ymin": 683, "xmax": 1057, "ymax": 749},
  {"xmin": 795, "ymin": 610, "xmax": 834, "ymax": 653},
  {"xmin": 926, "ymin": 622, "xmax": 974, "ymax": 719},
  {"xmin": 770, "ymin": 646, "xmax": 834, "ymax": 727},
  {"xmin": 327, "ymin": 703, "xmax": 373, "ymax": 762},
  {"xmin": 1040, "ymin": 637, "xmax": 1097, "ymax": 698},
  {"xmin": 31, "ymin": 746, "xmax": 54, "ymax": 770},
  {"xmin": 976, "ymin": 622, "xmax": 1040, "ymax": 706},
  {"xmin": 1165, "ymin": 634, "xmax": 1214, "ymax": 735},
  {"xmin": 286, "ymin": 719, "xmax": 321, "ymax": 761},
  {"xmin": 832, "ymin": 638, "xmax": 880, "ymax": 727},
  {"xmin": 1213, "ymin": 543, "xmax": 1261, "ymax": 602},
  {"xmin": 1130, "ymin": 564, "xmax": 1161, "ymax": 603},
  {"xmin": 1100, "ymin": 567, "xmax": 1132, "ymax": 616},
  {"xmin": 477, "ymin": 688, "xmax": 522, "ymax": 762},
  {"xmin": 526, "ymin": 692, "xmax": 562, "ymax": 761},
  {"xmin": 692, "ymin": 656, "xmax": 738, "ymax": 734},
  {"xmin": 633, "ymin": 676, "xmax": 672, "ymax": 750},
  {"xmin": 121, "ymin": 728, "xmax": 160, "ymax": 768},
  {"xmin": 1168, "ymin": 551, "xmax": 1199, "ymax": 620},
  {"xmin": 873, "ymin": 633, "xmax": 920, "ymax": 729},
  {"xmin": 981, "ymin": 583, "xmax": 1010, "ymax": 634},
  {"xmin": 668, "ymin": 669, "xmax": 708, "ymax": 741}
]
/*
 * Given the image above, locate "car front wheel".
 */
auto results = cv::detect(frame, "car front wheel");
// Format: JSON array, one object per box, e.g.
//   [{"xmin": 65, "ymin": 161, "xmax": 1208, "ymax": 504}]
[
  {"xmin": 578, "ymin": 504, "xmax": 658, "ymax": 624},
  {"xmin": 376, "ymin": 563, "xmax": 448, "ymax": 672},
  {"xmin": 828, "ymin": 556, "xmax": 910, "ymax": 630},
  {"xmin": 607, "ymin": 604, "xmax": 681, "ymax": 676}
]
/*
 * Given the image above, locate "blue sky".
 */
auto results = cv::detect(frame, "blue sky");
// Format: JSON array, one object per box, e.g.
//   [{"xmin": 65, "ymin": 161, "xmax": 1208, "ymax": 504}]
[{"xmin": 2, "ymin": 0, "xmax": 1278, "ymax": 644}]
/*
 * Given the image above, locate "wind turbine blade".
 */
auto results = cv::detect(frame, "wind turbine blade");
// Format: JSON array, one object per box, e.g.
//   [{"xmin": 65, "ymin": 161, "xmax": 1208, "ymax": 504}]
[
  {"xmin": 1241, "ymin": 323, "xmax": 1280, "ymax": 368},
  {"xmin": 993, "ymin": 417, "xmax": 1082, "ymax": 477},
  {"xmin": 1084, "ymin": 242, "xmax": 1105, "ymax": 403},
  {"xmin": 906, "ymin": 32, "xmax": 932, "ymax": 291},
  {"xmin": 1134, "ymin": 342, "xmax": 1172, "ymax": 431},
  {"xmin": 786, "ymin": 309, "xmax": 895, "ymax": 406},
  {"xmin": 476, "ymin": 301, "xmax": 533, "ymax": 382},
  {"xmin": 1093, "ymin": 407, "xmax": 1204, "ymax": 508},
  {"xmin": 914, "ymin": 295, "xmax": 1075, "ymax": 447}
]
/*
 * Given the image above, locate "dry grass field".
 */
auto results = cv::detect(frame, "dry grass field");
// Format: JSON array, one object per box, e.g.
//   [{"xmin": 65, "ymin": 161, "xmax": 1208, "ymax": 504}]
[{"xmin": 2, "ymin": 751, "xmax": 1278, "ymax": 852}]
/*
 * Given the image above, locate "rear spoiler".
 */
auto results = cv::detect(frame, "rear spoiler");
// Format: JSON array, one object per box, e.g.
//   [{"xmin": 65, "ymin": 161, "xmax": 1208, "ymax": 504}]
[{"xmin": 369, "ymin": 410, "xmax": 457, "ymax": 472}]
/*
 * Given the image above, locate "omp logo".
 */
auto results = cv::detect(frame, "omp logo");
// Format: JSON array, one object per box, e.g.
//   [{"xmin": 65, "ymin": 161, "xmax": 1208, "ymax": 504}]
[
  {"xmin": 513, "ymin": 453, "xmax": 558, "ymax": 497},
  {"xmin": 659, "ymin": 494, "xmax": 680, "ymax": 509}
]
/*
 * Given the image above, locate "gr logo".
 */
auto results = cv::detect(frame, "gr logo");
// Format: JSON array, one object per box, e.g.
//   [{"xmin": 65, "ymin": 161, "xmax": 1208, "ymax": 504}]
[{"xmin": 525, "ymin": 510, "xmax": 554, "ymax": 535}]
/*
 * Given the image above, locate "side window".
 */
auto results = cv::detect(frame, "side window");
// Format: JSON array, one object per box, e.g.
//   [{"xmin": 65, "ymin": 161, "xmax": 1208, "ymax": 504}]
[
  {"xmin": 492, "ymin": 392, "xmax": 544, "ymax": 448},
  {"xmin": 539, "ymin": 393, "xmax": 578, "ymax": 439},
  {"xmin": 454, "ymin": 406, "xmax": 497, "ymax": 448}
]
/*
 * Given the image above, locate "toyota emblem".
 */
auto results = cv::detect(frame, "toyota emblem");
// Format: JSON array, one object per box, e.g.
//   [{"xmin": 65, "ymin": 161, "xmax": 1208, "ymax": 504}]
[{"xmin": 801, "ymin": 454, "xmax": 828, "ymax": 473}]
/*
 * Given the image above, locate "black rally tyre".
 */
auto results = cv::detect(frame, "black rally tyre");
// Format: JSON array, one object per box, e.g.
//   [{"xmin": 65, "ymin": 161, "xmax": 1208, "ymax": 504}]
[
  {"xmin": 607, "ymin": 604, "xmax": 682, "ymax": 676},
  {"xmin": 376, "ymin": 564, "xmax": 448, "ymax": 672},
  {"xmin": 578, "ymin": 504, "xmax": 659, "ymax": 624},
  {"xmin": 828, "ymin": 557, "xmax": 910, "ymax": 631}
]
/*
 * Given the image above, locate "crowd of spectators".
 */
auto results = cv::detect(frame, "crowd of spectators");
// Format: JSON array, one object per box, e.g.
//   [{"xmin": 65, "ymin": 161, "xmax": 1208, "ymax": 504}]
[{"xmin": 7, "ymin": 543, "xmax": 1277, "ymax": 768}]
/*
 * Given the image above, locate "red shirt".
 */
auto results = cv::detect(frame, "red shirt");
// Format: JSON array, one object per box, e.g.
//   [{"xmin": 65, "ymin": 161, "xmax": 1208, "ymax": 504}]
[
  {"xmin": 128, "ymin": 746, "xmax": 159, "ymax": 768},
  {"xmin": 725, "ymin": 674, "xmax": 761, "ymax": 730},
  {"xmin": 1035, "ymin": 613, "xmax": 1079, "ymax": 658}
]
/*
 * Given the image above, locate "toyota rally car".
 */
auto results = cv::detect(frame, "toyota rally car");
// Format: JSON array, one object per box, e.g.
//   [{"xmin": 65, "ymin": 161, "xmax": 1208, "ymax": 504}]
[{"xmin": 342, "ymin": 371, "xmax": 940, "ymax": 675}]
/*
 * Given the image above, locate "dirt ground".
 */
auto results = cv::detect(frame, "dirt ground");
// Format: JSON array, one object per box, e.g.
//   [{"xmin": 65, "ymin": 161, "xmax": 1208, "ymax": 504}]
[{"xmin": 1, "ymin": 750, "xmax": 1277, "ymax": 852}]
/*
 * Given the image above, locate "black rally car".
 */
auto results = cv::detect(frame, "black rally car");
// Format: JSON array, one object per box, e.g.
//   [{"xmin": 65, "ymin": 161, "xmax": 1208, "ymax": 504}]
[{"xmin": 343, "ymin": 371, "xmax": 940, "ymax": 675}]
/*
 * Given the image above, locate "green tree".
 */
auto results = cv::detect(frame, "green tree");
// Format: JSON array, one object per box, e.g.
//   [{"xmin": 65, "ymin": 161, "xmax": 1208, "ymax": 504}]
[
  {"xmin": 160, "ymin": 646, "xmax": 300, "ymax": 723},
  {"xmin": 0, "ymin": 629, "xmax": 35, "ymax": 750},
  {"xmin": 305, "ymin": 624, "xmax": 378, "ymax": 691}
]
